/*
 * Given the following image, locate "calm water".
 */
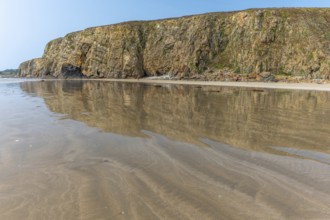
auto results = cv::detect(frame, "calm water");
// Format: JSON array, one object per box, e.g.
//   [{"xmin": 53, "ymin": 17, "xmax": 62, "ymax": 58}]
[{"xmin": 1, "ymin": 79, "xmax": 330, "ymax": 220}]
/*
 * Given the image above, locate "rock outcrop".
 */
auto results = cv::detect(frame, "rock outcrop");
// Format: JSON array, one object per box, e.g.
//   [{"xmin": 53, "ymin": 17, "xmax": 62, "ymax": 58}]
[{"xmin": 19, "ymin": 8, "xmax": 330, "ymax": 80}]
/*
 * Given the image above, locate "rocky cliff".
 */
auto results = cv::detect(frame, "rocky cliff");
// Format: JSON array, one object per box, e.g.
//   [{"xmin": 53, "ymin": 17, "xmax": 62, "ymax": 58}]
[{"xmin": 19, "ymin": 8, "xmax": 330, "ymax": 80}]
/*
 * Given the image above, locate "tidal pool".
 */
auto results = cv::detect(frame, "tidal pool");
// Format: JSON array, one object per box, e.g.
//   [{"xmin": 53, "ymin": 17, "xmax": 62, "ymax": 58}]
[{"xmin": 0, "ymin": 79, "xmax": 330, "ymax": 220}]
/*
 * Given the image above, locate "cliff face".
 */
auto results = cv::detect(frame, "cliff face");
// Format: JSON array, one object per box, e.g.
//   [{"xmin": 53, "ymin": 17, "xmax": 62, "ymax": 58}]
[{"xmin": 19, "ymin": 8, "xmax": 330, "ymax": 80}]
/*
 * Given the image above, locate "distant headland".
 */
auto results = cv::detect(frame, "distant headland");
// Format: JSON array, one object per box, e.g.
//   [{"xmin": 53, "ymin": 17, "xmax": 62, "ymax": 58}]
[{"xmin": 0, "ymin": 69, "xmax": 18, "ymax": 78}]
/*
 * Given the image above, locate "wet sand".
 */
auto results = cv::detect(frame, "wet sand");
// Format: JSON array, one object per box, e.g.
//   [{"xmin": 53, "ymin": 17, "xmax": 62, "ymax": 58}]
[
  {"xmin": 88, "ymin": 78, "xmax": 330, "ymax": 91},
  {"xmin": 0, "ymin": 79, "xmax": 330, "ymax": 219}
]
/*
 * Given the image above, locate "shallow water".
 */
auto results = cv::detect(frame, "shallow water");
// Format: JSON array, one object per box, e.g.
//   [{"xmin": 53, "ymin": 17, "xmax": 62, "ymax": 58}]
[{"xmin": 1, "ymin": 79, "xmax": 330, "ymax": 220}]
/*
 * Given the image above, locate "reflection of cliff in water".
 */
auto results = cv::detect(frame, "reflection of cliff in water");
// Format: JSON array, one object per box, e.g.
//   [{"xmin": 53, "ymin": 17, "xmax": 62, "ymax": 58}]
[{"xmin": 20, "ymin": 80, "xmax": 330, "ymax": 152}]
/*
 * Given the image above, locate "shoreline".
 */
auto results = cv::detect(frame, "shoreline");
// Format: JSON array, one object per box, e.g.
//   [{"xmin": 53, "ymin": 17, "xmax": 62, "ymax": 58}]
[
  {"xmin": 74, "ymin": 78, "xmax": 330, "ymax": 92},
  {"xmin": 8, "ymin": 77, "xmax": 330, "ymax": 91}
]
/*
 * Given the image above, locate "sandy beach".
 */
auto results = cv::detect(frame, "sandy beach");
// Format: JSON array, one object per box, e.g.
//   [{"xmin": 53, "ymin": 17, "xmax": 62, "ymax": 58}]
[
  {"xmin": 1, "ymin": 79, "xmax": 330, "ymax": 220},
  {"xmin": 66, "ymin": 78, "xmax": 330, "ymax": 91}
]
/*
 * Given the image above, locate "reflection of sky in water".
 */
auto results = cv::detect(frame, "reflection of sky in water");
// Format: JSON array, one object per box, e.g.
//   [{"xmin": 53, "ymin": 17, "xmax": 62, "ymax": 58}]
[{"xmin": 273, "ymin": 146, "xmax": 330, "ymax": 165}]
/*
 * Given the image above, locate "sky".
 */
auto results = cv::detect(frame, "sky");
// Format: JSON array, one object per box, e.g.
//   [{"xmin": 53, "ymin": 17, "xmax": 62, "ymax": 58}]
[{"xmin": 0, "ymin": 0, "xmax": 329, "ymax": 70}]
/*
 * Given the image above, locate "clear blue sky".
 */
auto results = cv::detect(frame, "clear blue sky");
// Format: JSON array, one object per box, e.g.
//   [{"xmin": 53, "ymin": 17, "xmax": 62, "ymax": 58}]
[{"xmin": 0, "ymin": 0, "xmax": 329, "ymax": 70}]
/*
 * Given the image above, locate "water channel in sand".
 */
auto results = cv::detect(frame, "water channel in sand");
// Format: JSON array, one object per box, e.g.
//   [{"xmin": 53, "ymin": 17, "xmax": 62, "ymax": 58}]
[{"xmin": 0, "ymin": 79, "xmax": 330, "ymax": 219}]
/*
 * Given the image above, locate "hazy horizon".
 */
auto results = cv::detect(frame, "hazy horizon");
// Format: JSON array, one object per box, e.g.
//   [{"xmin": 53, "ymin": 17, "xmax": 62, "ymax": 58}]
[{"xmin": 0, "ymin": 0, "xmax": 329, "ymax": 70}]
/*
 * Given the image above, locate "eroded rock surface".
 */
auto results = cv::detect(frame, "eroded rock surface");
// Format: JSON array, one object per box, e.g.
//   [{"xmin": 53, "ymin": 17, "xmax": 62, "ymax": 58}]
[{"xmin": 19, "ymin": 8, "xmax": 330, "ymax": 80}]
